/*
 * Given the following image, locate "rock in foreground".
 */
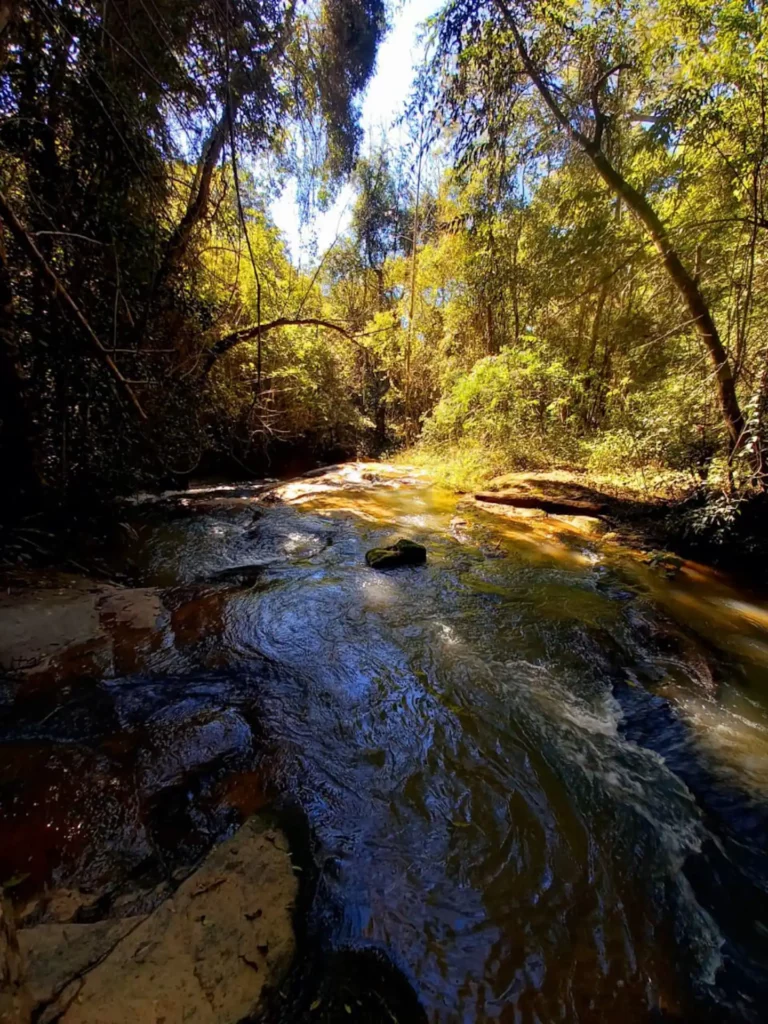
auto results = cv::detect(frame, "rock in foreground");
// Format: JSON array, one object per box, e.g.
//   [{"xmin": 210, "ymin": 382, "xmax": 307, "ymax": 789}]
[
  {"xmin": 29, "ymin": 817, "xmax": 297, "ymax": 1024},
  {"xmin": 365, "ymin": 539, "xmax": 427, "ymax": 569},
  {"xmin": 1, "ymin": 898, "xmax": 31, "ymax": 1024}
]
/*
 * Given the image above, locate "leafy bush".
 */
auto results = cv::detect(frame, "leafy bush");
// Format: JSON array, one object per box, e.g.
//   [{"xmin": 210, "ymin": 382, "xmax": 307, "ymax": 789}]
[
  {"xmin": 422, "ymin": 346, "xmax": 585, "ymax": 467},
  {"xmin": 405, "ymin": 443, "xmax": 511, "ymax": 491},
  {"xmin": 585, "ymin": 381, "xmax": 721, "ymax": 483}
]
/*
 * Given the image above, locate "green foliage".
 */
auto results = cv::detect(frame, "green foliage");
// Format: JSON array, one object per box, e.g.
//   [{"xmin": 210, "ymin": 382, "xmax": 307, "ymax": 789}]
[
  {"xmin": 404, "ymin": 444, "xmax": 511, "ymax": 491},
  {"xmin": 422, "ymin": 347, "xmax": 586, "ymax": 468},
  {"xmin": 585, "ymin": 380, "xmax": 721, "ymax": 482},
  {"xmin": 0, "ymin": 0, "xmax": 387, "ymax": 509},
  {"xmin": 315, "ymin": 0, "xmax": 389, "ymax": 178},
  {"xmin": 2, "ymin": 0, "xmax": 768, "ymax": 517}
]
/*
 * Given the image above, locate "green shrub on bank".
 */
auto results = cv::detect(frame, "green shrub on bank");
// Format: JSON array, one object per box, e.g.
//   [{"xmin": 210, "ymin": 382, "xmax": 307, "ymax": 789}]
[{"xmin": 422, "ymin": 347, "xmax": 586, "ymax": 469}]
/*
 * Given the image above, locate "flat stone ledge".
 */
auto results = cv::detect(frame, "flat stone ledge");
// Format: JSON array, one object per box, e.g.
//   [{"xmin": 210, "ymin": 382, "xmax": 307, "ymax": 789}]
[{"xmin": 20, "ymin": 817, "xmax": 297, "ymax": 1024}]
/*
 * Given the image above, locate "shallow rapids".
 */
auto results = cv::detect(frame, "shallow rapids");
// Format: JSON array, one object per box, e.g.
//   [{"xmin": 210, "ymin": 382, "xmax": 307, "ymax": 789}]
[{"xmin": 2, "ymin": 464, "xmax": 768, "ymax": 1022}]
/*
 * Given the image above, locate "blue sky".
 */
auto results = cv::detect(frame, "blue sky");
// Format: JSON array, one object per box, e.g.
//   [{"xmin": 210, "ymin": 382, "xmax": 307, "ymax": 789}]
[{"xmin": 270, "ymin": 0, "xmax": 443, "ymax": 261}]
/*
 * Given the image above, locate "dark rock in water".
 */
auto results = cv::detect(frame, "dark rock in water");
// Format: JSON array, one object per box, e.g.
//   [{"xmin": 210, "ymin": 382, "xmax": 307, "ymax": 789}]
[
  {"xmin": 202, "ymin": 564, "xmax": 266, "ymax": 585},
  {"xmin": 137, "ymin": 702, "xmax": 253, "ymax": 797},
  {"xmin": 365, "ymin": 539, "xmax": 427, "ymax": 569},
  {"xmin": 0, "ymin": 742, "xmax": 154, "ymax": 895}
]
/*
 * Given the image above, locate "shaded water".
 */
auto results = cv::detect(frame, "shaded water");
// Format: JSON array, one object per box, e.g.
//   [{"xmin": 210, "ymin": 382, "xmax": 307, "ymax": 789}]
[{"xmin": 3, "ymin": 465, "xmax": 768, "ymax": 1021}]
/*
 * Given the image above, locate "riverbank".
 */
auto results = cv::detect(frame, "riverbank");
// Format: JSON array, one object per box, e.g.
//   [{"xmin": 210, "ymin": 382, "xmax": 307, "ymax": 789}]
[
  {"xmin": 401, "ymin": 450, "xmax": 768, "ymax": 581},
  {"xmin": 4, "ymin": 450, "xmax": 767, "ymax": 586}
]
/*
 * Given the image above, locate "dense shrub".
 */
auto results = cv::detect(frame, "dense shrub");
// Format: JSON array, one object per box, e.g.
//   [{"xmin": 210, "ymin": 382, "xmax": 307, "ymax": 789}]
[{"xmin": 422, "ymin": 347, "xmax": 586, "ymax": 468}]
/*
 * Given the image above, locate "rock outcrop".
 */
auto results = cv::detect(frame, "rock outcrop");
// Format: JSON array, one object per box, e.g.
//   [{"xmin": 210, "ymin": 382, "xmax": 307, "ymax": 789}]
[
  {"xmin": 19, "ymin": 817, "xmax": 297, "ymax": 1024},
  {"xmin": 1, "ymin": 898, "xmax": 31, "ymax": 1024},
  {"xmin": 475, "ymin": 492, "xmax": 607, "ymax": 516}
]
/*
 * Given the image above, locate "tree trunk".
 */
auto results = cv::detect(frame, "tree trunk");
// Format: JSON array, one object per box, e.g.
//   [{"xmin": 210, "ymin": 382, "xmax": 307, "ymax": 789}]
[
  {"xmin": 586, "ymin": 279, "xmax": 609, "ymax": 371},
  {"xmin": 0, "ymin": 223, "xmax": 46, "ymax": 509},
  {"xmin": 511, "ymin": 215, "xmax": 521, "ymax": 343},
  {"xmin": 0, "ymin": 0, "xmax": 13, "ymax": 68},
  {"xmin": 586, "ymin": 146, "xmax": 745, "ymax": 448},
  {"xmin": 151, "ymin": 107, "xmax": 232, "ymax": 300},
  {"xmin": 405, "ymin": 124, "xmax": 424, "ymax": 445},
  {"xmin": 493, "ymin": 0, "xmax": 748, "ymax": 454}
]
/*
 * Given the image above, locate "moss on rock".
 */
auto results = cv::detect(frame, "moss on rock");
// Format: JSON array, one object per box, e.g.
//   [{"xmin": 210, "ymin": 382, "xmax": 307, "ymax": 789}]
[{"xmin": 365, "ymin": 539, "xmax": 427, "ymax": 569}]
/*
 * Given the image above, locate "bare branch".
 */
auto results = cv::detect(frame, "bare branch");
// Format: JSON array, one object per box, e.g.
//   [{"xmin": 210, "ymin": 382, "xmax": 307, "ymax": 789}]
[
  {"xmin": 0, "ymin": 189, "xmax": 147, "ymax": 420},
  {"xmin": 203, "ymin": 317, "xmax": 364, "ymax": 377}
]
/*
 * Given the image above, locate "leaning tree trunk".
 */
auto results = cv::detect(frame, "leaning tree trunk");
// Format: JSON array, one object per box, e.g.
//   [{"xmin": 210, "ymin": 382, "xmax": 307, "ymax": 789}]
[
  {"xmin": 586, "ymin": 146, "xmax": 745, "ymax": 449},
  {"xmin": 150, "ymin": 106, "xmax": 232, "ymax": 301},
  {"xmin": 135, "ymin": 97, "xmax": 238, "ymax": 348},
  {"xmin": 494, "ymin": 0, "xmax": 749, "ymax": 457}
]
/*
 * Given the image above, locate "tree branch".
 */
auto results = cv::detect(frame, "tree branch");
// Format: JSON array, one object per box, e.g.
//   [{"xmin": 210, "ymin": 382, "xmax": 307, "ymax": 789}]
[
  {"xmin": 593, "ymin": 63, "xmax": 632, "ymax": 95},
  {"xmin": 591, "ymin": 63, "xmax": 631, "ymax": 146},
  {"xmin": 491, "ymin": 0, "xmax": 748, "ymax": 452},
  {"xmin": 203, "ymin": 317, "xmax": 363, "ymax": 377},
  {"xmin": 0, "ymin": 189, "xmax": 147, "ymax": 419}
]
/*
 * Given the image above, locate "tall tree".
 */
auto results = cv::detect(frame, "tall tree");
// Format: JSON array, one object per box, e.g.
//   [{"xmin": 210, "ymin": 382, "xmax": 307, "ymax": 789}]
[
  {"xmin": 0, "ymin": 0, "xmax": 386, "ymax": 504},
  {"xmin": 424, "ymin": 0, "xmax": 760, "ymax": 465}
]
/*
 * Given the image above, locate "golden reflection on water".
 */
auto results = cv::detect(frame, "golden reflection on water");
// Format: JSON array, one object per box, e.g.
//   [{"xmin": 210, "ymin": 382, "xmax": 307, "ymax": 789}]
[
  {"xmin": 299, "ymin": 492, "xmax": 400, "ymax": 522},
  {"xmin": 292, "ymin": 464, "xmax": 768, "ymax": 802},
  {"xmin": 486, "ymin": 518, "xmax": 602, "ymax": 569}
]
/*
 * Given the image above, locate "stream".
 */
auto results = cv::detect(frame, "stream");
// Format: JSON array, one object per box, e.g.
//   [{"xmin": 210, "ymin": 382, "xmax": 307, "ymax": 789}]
[{"xmin": 1, "ymin": 464, "xmax": 768, "ymax": 1022}]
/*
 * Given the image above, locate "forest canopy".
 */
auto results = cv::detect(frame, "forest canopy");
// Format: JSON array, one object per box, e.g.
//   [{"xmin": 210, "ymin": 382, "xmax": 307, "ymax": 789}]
[{"xmin": 1, "ymin": 0, "xmax": 766, "ymax": 520}]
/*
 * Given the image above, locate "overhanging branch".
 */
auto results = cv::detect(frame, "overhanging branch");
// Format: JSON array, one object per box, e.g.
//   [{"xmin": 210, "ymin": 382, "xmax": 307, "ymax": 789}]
[
  {"xmin": 202, "ymin": 317, "xmax": 364, "ymax": 377},
  {"xmin": 0, "ymin": 188, "xmax": 148, "ymax": 419}
]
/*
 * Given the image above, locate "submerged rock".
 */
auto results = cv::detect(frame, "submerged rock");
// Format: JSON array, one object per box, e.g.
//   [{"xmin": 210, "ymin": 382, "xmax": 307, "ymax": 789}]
[
  {"xmin": 0, "ymin": 583, "xmax": 167, "ymax": 685},
  {"xmin": 137, "ymin": 703, "xmax": 254, "ymax": 796},
  {"xmin": 365, "ymin": 539, "xmax": 427, "ymax": 569}
]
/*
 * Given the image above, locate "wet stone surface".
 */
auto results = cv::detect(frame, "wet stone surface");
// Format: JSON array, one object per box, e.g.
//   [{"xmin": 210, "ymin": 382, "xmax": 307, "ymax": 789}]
[
  {"xmin": 2, "ymin": 463, "xmax": 768, "ymax": 1022},
  {"xmin": 0, "ymin": 668, "xmax": 287, "ymax": 900},
  {"xmin": 17, "ymin": 817, "xmax": 297, "ymax": 1024}
]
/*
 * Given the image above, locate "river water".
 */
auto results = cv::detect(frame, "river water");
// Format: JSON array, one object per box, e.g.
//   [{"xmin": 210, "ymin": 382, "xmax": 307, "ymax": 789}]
[{"xmin": 2, "ymin": 464, "xmax": 768, "ymax": 1022}]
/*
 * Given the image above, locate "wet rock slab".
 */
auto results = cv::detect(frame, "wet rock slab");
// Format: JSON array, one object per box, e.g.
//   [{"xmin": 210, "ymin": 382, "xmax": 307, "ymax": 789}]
[
  {"xmin": 0, "ymin": 657, "xmax": 305, "ymax": 899},
  {"xmin": 0, "ymin": 582, "xmax": 167, "ymax": 684},
  {"xmin": 1, "ymin": 898, "xmax": 31, "ymax": 1024},
  {"xmin": 22, "ymin": 817, "xmax": 297, "ymax": 1024},
  {"xmin": 19, "ymin": 918, "xmax": 141, "ymax": 1008}
]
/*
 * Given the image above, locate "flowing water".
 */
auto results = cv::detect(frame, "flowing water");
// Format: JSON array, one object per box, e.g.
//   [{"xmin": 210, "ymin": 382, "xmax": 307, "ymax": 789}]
[{"xmin": 2, "ymin": 465, "xmax": 768, "ymax": 1022}]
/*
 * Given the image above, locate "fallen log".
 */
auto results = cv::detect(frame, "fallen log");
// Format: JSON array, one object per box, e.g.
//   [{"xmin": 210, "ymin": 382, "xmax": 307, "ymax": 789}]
[{"xmin": 474, "ymin": 492, "xmax": 608, "ymax": 517}]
